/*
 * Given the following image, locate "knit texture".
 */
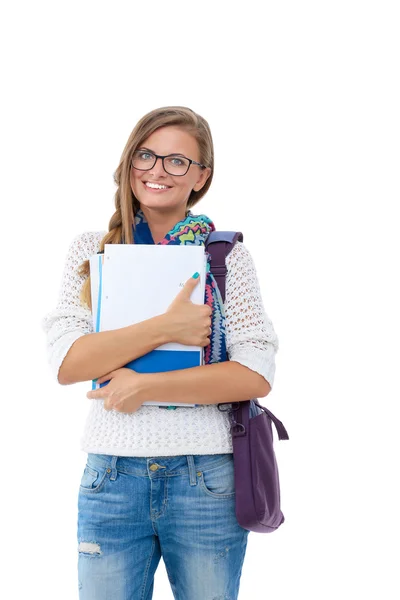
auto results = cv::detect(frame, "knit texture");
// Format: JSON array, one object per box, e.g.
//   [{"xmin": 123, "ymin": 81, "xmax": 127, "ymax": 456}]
[{"xmin": 42, "ymin": 231, "xmax": 279, "ymax": 457}]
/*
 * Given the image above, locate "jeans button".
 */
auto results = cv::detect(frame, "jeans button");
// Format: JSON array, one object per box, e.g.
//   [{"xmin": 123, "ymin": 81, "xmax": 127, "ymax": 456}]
[{"xmin": 149, "ymin": 464, "xmax": 159, "ymax": 471}]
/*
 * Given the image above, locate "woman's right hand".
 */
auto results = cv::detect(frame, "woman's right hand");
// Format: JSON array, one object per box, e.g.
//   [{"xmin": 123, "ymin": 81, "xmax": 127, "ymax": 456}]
[{"xmin": 164, "ymin": 274, "xmax": 212, "ymax": 347}]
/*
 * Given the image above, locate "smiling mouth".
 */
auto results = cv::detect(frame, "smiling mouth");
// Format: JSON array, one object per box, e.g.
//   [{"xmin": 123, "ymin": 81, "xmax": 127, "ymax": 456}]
[{"xmin": 144, "ymin": 181, "xmax": 172, "ymax": 190}]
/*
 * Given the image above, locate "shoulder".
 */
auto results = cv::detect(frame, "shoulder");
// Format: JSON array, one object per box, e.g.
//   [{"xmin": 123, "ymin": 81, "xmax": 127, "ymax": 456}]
[
  {"xmin": 65, "ymin": 230, "xmax": 107, "ymax": 261},
  {"xmin": 225, "ymin": 240, "xmax": 255, "ymax": 269},
  {"xmin": 68, "ymin": 230, "xmax": 107, "ymax": 251}
]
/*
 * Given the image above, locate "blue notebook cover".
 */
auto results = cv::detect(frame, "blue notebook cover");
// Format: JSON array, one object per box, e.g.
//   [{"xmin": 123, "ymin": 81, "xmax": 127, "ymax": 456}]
[{"xmin": 96, "ymin": 350, "xmax": 201, "ymax": 388}]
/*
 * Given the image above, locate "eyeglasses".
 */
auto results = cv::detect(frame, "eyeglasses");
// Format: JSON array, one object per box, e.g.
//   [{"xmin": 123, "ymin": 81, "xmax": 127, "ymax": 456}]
[{"xmin": 131, "ymin": 149, "xmax": 207, "ymax": 177}]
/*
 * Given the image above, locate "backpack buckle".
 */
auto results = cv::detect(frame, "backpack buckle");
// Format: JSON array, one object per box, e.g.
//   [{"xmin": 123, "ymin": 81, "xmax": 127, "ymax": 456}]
[{"xmin": 211, "ymin": 266, "xmax": 227, "ymax": 276}]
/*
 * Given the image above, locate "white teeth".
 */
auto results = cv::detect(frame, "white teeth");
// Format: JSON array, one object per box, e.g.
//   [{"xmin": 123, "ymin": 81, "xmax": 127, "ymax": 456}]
[{"xmin": 145, "ymin": 182, "xmax": 169, "ymax": 190}]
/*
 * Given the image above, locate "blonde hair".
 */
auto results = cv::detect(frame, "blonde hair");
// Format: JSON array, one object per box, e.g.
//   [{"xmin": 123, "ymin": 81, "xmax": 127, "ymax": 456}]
[{"xmin": 78, "ymin": 106, "xmax": 214, "ymax": 310}]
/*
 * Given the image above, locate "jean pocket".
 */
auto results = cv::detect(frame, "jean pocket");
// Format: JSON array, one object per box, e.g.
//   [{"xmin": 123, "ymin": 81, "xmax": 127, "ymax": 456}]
[
  {"xmin": 199, "ymin": 457, "xmax": 236, "ymax": 499},
  {"xmin": 79, "ymin": 464, "xmax": 108, "ymax": 494}
]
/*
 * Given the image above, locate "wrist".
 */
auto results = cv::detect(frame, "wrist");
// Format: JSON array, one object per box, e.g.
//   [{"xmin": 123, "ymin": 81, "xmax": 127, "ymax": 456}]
[
  {"xmin": 137, "ymin": 372, "xmax": 158, "ymax": 403},
  {"xmin": 153, "ymin": 313, "xmax": 174, "ymax": 345}
]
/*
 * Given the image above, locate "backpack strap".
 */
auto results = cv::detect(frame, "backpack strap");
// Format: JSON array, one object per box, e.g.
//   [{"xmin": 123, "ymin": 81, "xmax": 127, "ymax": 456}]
[{"xmin": 205, "ymin": 231, "xmax": 243, "ymax": 303}]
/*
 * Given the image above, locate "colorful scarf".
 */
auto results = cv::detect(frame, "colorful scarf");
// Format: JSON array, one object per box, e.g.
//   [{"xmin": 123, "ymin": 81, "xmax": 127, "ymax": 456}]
[{"xmin": 133, "ymin": 208, "xmax": 227, "ymax": 364}]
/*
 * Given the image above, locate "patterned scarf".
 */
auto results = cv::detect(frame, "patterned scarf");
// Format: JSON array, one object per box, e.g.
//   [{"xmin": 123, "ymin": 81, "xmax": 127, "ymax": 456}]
[{"xmin": 133, "ymin": 208, "xmax": 227, "ymax": 364}]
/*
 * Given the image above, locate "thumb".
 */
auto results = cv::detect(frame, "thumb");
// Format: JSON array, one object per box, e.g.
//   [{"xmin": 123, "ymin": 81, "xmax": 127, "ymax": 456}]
[{"xmin": 175, "ymin": 273, "xmax": 201, "ymax": 301}]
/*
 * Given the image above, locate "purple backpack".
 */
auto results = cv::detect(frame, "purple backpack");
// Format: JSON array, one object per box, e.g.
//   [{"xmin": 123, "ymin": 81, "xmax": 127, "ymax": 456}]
[{"xmin": 205, "ymin": 231, "xmax": 289, "ymax": 533}]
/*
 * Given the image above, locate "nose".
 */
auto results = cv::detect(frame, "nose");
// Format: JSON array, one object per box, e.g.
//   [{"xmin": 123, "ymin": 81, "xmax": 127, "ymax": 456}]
[{"xmin": 148, "ymin": 156, "xmax": 167, "ymax": 178}]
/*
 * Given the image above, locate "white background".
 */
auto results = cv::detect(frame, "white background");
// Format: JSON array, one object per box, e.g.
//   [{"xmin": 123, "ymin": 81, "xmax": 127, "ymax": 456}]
[{"xmin": 1, "ymin": 1, "xmax": 399, "ymax": 598}]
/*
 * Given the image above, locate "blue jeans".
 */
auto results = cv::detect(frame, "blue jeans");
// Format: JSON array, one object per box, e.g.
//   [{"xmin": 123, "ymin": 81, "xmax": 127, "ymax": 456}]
[{"xmin": 77, "ymin": 453, "xmax": 249, "ymax": 600}]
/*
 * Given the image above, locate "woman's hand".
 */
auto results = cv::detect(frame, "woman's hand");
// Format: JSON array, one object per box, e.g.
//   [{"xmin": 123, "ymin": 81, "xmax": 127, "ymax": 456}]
[
  {"xmin": 164, "ymin": 274, "xmax": 212, "ymax": 347},
  {"xmin": 86, "ymin": 368, "xmax": 145, "ymax": 413}
]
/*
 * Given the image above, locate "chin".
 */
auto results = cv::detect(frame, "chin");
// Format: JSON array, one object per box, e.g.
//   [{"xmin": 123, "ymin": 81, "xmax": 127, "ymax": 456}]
[{"xmin": 139, "ymin": 198, "xmax": 186, "ymax": 210}]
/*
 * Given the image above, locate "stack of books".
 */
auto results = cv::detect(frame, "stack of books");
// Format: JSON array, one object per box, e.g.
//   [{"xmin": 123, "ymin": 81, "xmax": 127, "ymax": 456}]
[{"xmin": 89, "ymin": 244, "xmax": 207, "ymax": 407}]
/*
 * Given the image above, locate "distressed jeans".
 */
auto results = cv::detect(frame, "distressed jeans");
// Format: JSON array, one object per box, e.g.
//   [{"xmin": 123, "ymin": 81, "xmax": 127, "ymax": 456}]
[{"xmin": 77, "ymin": 453, "xmax": 249, "ymax": 600}]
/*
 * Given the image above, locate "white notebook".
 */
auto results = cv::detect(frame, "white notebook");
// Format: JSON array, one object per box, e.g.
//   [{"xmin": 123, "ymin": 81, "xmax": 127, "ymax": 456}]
[{"xmin": 89, "ymin": 244, "xmax": 207, "ymax": 407}]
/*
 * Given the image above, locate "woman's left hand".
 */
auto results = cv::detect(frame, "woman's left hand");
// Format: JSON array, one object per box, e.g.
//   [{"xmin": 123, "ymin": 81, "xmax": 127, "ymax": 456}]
[{"xmin": 86, "ymin": 368, "xmax": 146, "ymax": 413}]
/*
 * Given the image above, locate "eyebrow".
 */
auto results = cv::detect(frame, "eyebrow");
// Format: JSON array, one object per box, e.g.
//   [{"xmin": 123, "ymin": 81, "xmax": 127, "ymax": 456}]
[{"xmin": 137, "ymin": 146, "xmax": 187, "ymax": 158}]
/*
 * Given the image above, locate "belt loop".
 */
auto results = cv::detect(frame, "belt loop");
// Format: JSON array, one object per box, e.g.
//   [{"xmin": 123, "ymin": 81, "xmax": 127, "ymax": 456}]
[
  {"xmin": 110, "ymin": 456, "xmax": 118, "ymax": 481},
  {"xmin": 187, "ymin": 455, "xmax": 197, "ymax": 486}
]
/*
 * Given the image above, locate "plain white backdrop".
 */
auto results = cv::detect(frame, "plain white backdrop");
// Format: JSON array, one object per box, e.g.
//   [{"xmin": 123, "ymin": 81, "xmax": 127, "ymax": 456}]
[{"xmin": 1, "ymin": 1, "xmax": 399, "ymax": 598}]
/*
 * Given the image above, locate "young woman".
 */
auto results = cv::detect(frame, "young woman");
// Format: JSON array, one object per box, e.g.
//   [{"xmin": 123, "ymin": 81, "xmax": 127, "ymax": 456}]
[{"xmin": 42, "ymin": 106, "xmax": 279, "ymax": 599}]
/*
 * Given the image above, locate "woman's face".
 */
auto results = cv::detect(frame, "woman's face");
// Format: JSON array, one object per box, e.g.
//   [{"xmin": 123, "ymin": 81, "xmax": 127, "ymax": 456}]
[{"xmin": 130, "ymin": 126, "xmax": 211, "ymax": 215}]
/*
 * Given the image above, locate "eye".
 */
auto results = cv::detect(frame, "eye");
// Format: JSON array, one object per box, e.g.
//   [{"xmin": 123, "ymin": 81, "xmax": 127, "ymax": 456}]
[
  {"xmin": 137, "ymin": 151, "xmax": 154, "ymax": 161},
  {"xmin": 166, "ymin": 155, "xmax": 187, "ymax": 167}
]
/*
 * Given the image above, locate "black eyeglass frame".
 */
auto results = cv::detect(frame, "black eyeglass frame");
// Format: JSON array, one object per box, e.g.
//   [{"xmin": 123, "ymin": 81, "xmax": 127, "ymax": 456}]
[{"xmin": 131, "ymin": 150, "xmax": 207, "ymax": 177}]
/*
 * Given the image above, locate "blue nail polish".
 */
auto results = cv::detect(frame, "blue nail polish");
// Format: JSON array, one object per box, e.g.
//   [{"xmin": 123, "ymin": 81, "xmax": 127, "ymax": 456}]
[{"xmin": 192, "ymin": 272, "xmax": 200, "ymax": 279}]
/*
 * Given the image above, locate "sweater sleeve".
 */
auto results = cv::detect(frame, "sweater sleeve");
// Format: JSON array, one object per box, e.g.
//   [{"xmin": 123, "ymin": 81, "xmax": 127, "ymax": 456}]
[
  {"xmin": 224, "ymin": 241, "xmax": 279, "ymax": 389},
  {"xmin": 41, "ymin": 231, "xmax": 105, "ymax": 383}
]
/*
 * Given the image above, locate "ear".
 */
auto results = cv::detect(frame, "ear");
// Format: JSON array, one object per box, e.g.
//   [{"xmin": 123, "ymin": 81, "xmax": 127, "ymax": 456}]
[{"xmin": 193, "ymin": 167, "xmax": 212, "ymax": 192}]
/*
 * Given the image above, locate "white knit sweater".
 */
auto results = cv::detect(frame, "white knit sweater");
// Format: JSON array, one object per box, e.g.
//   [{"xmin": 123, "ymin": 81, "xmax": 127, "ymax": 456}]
[{"xmin": 42, "ymin": 231, "xmax": 279, "ymax": 457}]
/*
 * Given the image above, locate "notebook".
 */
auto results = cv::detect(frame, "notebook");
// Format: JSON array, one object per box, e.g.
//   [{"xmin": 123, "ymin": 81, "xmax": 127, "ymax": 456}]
[{"xmin": 89, "ymin": 244, "xmax": 207, "ymax": 407}]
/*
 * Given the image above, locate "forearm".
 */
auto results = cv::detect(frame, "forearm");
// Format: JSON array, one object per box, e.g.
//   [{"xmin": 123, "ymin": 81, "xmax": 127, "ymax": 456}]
[
  {"xmin": 58, "ymin": 314, "xmax": 171, "ymax": 385},
  {"xmin": 141, "ymin": 361, "xmax": 271, "ymax": 405}
]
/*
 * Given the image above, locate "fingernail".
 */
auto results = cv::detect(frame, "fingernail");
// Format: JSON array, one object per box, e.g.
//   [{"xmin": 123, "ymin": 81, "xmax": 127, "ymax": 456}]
[{"xmin": 192, "ymin": 272, "xmax": 200, "ymax": 279}]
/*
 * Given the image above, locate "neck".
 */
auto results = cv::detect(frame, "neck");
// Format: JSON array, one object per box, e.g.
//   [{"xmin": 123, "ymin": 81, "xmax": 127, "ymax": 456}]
[{"xmin": 139, "ymin": 205, "xmax": 189, "ymax": 243}]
